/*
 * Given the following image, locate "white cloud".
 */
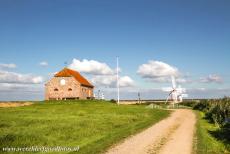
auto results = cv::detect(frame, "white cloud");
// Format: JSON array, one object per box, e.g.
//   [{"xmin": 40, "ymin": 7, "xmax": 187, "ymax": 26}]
[
  {"xmin": 91, "ymin": 75, "xmax": 116, "ymax": 87},
  {"xmin": 39, "ymin": 61, "xmax": 48, "ymax": 67},
  {"xmin": 32, "ymin": 76, "xmax": 43, "ymax": 84},
  {"xmin": 0, "ymin": 83, "xmax": 31, "ymax": 91},
  {"xmin": 0, "ymin": 63, "xmax": 17, "ymax": 69},
  {"xmin": 0, "ymin": 63, "xmax": 44, "ymax": 100},
  {"xmin": 0, "ymin": 83, "xmax": 43, "ymax": 101},
  {"xmin": 176, "ymin": 78, "xmax": 192, "ymax": 83},
  {"xmin": 200, "ymin": 74, "xmax": 223, "ymax": 83},
  {"xmin": 0, "ymin": 70, "xmax": 44, "ymax": 84},
  {"xmin": 91, "ymin": 75, "xmax": 135, "ymax": 88},
  {"xmin": 119, "ymin": 76, "xmax": 135, "ymax": 87},
  {"xmin": 137, "ymin": 60, "xmax": 180, "ymax": 82},
  {"xmin": 69, "ymin": 59, "xmax": 114, "ymax": 75},
  {"xmin": 68, "ymin": 58, "xmax": 135, "ymax": 88}
]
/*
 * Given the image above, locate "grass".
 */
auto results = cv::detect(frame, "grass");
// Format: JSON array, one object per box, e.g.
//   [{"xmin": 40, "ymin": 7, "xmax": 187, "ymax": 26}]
[
  {"xmin": 0, "ymin": 100, "xmax": 170, "ymax": 154},
  {"xmin": 195, "ymin": 111, "xmax": 230, "ymax": 154}
]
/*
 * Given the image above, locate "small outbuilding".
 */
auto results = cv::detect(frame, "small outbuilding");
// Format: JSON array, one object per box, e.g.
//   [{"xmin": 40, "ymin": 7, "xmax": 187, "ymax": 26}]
[{"xmin": 45, "ymin": 68, "xmax": 94, "ymax": 100}]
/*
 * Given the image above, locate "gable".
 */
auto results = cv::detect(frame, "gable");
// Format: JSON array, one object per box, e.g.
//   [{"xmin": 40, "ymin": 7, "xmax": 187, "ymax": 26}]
[
  {"xmin": 54, "ymin": 68, "xmax": 94, "ymax": 88},
  {"xmin": 45, "ymin": 76, "xmax": 80, "ymax": 87}
]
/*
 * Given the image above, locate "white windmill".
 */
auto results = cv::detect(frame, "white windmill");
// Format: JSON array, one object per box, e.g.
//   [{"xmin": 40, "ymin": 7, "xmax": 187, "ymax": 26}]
[{"xmin": 162, "ymin": 76, "xmax": 188, "ymax": 106}]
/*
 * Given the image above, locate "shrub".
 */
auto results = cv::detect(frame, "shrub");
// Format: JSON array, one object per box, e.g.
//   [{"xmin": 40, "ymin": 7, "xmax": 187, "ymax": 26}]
[
  {"xmin": 110, "ymin": 99, "xmax": 117, "ymax": 103},
  {"xmin": 193, "ymin": 98, "xmax": 230, "ymax": 128},
  {"xmin": 193, "ymin": 99, "xmax": 210, "ymax": 111},
  {"xmin": 180, "ymin": 101, "xmax": 195, "ymax": 107}
]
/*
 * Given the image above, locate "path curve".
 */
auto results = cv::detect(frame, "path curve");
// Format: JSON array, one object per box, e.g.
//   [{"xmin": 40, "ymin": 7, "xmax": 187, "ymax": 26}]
[{"xmin": 105, "ymin": 109, "xmax": 196, "ymax": 154}]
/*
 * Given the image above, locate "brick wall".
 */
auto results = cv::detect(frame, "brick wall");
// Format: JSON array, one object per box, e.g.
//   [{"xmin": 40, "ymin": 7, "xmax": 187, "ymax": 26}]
[{"xmin": 45, "ymin": 77, "xmax": 94, "ymax": 100}]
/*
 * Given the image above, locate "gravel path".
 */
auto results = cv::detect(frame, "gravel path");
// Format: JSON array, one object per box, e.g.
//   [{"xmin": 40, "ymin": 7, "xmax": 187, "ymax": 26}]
[{"xmin": 105, "ymin": 109, "xmax": 196, "ymax": 154}]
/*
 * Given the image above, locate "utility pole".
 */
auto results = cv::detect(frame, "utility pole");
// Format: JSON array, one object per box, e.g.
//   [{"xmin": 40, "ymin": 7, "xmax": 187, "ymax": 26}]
[
  {"xmin": 98, "ymin": 90, "xmax": 100, "ymax": 100},
  {"xmin": 138, "ymin": 92, "xmax": 141, "ymax": 104},
  {"xmin": 117, "ymin": 57, "xmax": 120, "ymax": 105}
]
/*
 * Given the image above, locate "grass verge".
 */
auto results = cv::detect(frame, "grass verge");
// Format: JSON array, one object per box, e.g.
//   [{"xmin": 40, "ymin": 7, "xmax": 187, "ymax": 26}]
[{"xmin": 195, "ymin": 111, "xmax": 230, "ymax": 154}]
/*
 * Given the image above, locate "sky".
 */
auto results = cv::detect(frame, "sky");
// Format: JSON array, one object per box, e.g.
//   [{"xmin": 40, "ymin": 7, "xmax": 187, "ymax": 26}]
[{"xmin": 0, "ymin": 0, "xmax": 230, "ymax": 101}]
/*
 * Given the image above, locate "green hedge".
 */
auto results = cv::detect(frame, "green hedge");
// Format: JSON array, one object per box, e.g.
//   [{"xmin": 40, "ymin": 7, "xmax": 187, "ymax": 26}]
[
  {"xmin": 192, "ymin": 98, "xmax": 230, "ymax": 128},
  {"xmin": 193, "ymin": 98, "xmax": 230, "ymax": 152}
]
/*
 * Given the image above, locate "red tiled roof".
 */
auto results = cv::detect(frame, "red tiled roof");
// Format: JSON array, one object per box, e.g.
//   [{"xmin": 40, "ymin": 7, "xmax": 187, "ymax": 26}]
[{"xmin": 55, "ymin": 68, "xmax": 94, "ymax": 88}]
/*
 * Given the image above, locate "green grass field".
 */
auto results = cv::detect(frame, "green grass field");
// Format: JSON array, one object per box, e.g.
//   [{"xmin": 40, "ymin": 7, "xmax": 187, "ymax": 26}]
[
  {"xmin": 0, "ymin": 100, "xmax": 170, "ymax": 154},
  {"xmin": 195, "ymin": 111, "xmax": 230, "ymax": 154}
]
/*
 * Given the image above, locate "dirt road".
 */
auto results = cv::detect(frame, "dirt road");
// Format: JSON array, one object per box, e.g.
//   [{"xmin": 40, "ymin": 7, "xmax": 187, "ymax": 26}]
[{"xmin": 106, "ymin": 109, "xmax": 196, "ymax": 154}]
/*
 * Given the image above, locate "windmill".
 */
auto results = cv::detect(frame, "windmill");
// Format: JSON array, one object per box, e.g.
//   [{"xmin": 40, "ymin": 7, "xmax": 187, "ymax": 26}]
[{"xmin": 162, "ymin": 76, "xmax": 188, "ymax": 106}]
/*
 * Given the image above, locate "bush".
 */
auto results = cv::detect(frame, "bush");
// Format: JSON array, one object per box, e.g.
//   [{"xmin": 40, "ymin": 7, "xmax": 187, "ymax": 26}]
[
  {"xmin": 110, "ymin": 99, "xmax": 117, "ymax": 103},
  {"xmin": 193, "ymin": 98, "xmax": 230, "ymax": 128},
  {"xmin": 180, "ymin": 101, "xmax": 196, "ymax": 107},
  {"xmin": 194, "ymin": 98, "xmax": 230, "ymax": 151},
  {"xmin": 193, "ymin": 99, "xmax": 210, "ymax": 111}
]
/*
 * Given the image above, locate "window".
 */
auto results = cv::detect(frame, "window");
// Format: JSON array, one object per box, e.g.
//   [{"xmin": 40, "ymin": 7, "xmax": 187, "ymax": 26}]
[
  {"xmin": 60, "ymin": 79, "xmax": 66, "ymax": 85},
  {"xmin": 68, "ymin": 88, "xmax": 72, "ymax": 91},
  {"xmin": 54, "ymin": 88, "xmax": 58, "ymax": 91}
]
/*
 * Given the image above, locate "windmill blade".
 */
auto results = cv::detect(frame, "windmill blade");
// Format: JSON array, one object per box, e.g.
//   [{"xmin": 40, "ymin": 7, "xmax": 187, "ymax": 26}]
[
  {"xmin": 162, "ymin": 87, "xmax": 173, "ymax": 92},
  {"xmin": 171, "ymin": 76, "xmax": 176, "ymax": 89},
  {"xmin": 165, "ymin": 90, "xmax": 174, "ymax": 104},
  {"xmin": 169, "ymin": 90, "xmax": 174, "ymax": 96},
  {"xmin": 165, "ymin": 95, "xmax": 171, "ymax": 104}
]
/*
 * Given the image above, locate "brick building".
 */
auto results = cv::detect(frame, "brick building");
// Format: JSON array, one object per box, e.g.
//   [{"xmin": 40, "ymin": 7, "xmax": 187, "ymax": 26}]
[{"xmin": 45, "ymin": 68, "xmax": 94, "ymax": 100}]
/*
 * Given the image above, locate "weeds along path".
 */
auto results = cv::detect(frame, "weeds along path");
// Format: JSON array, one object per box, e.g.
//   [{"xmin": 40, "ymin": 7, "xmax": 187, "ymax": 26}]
[{"xmin": 105, "ymin": 109, "xmax": 196, "ymax": 154}]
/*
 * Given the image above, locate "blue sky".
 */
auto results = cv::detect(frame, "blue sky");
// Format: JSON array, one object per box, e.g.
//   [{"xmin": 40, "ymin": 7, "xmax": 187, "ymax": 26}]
[{"xmin": 0, "ymin": 0, "xmax": 230, "ymax": 100}]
